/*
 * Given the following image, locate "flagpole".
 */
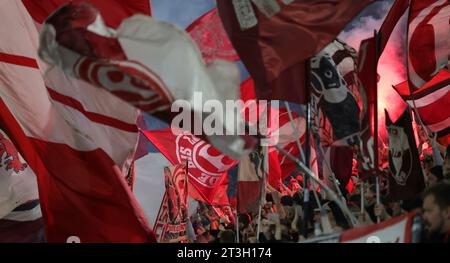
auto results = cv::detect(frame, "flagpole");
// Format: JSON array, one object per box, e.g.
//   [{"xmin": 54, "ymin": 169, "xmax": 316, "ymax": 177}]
[
  {"xmin": 255, "ymin": 101, "xmax": 269, "ymax": 243},
  {"xmin": 373, "ymin": 30, "xmax": 382, "ymax": 224},
  {"xmin": 185, "ymin": 160, "xmax": 190, "ymax": 242},
  {"xmin": 275, "ymin": 145, "xmax": 358, "ymax": 227},
  {"xmin": 235, "ymin": 209, "xmax": 240, "ymax": 243},
  {"xmin": 284, "ymin": 102, "xmax": 322, "ymax": 211},
  {"xmin": 255, "ymin": 144, "xmax": 267, "ymax": 243},
  {"xmin": 373, "ymin": 30, "xmax": 379, "ymax": 180},
  {"xmin": 376, "ymin": 176, "xmax": 381, "ymax": 223}
]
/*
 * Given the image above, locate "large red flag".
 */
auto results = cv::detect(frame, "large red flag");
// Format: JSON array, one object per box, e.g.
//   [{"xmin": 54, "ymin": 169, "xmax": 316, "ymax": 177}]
[
  {"xmin": 0, "ymin": 0, "xmax": 155, "ymax": 242},
  {"xmin": 394, "ymin": 69, "xmax": 450, "ymax": 146},
  {"xmin": 141, "ymin": 129, "xmax": 237, "ymax": 206},
  {"xmin": 217, "ymin": 0, "xmax": 374, "ymax": 104},
  {"xmin": 408, "ymin": 0, "xmax": 449, "ymax": 91}
]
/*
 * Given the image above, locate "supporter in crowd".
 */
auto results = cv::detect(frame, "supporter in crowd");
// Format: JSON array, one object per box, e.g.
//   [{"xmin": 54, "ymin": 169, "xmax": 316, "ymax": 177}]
[{"xmin": 422, "ymin": 183, "xmax": 450, "ymax": 243}]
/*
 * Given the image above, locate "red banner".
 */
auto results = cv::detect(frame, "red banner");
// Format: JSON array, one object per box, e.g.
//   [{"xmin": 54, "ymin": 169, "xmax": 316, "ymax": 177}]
[{"xmin": 142, "ymin": 129, "xmax": 237, "ymax": 206}]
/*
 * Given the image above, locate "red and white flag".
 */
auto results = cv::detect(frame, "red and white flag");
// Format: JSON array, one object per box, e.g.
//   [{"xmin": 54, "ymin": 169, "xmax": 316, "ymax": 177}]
[
  {"xmin": 341, "ymin": 211, "xmax": 418, "ymax": 243},
  {"xmin": 142, "ymin": 129, "xmax": 237, "ymax": 206},
  {"xmin": 186, "ymin": 8, "xmax": 240, "ymax": 65},
  {"xmin": 37, "ymin": 2, "xmax": 253, "ymax": 160},
  {"xmin": 394, "ymin": 69, "xmax": 450, "ymax": 146},
  {"xmin": 0, "ymin": 0, "xmax": 155, "ymax": 242},
  {"xmin": 408, "ymin": 0, "xmax": 449, "ymax": 91},
  {"xmin": 162, "ymin": 163, "xmax": 189, "ymax": 243},
  {"xmin": 0, "ymin": 129, "xmax": 43, "ymax": 243},
  {"xmin": 0, "ymin": 129, "xmax": 39, "ymax": 219}
]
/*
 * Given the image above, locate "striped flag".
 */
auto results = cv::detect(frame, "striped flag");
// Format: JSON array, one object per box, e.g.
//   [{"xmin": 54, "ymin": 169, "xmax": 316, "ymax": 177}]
[
  {"xmin": 407, "ymin": 0, "xmax": 449, "ymax": 91},
  {"xmin": 0, "ymin": 0, "xmax": 155, "ymax": 242},
  {"xmin": 394, "ymin": 69, "xmax": 450, "ymax": 146}
]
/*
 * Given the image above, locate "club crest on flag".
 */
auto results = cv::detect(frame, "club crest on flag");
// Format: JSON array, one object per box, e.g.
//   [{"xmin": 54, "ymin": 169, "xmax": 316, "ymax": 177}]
[
  {"xmin": 386, "ymin": 123, "xmax": 412, "ymax": 186},
  {"xmin": 73, "ymin": 57, "xmax": 172, "ymax": 113},
  {"xmin": 408, "ymin": 0, "xmax": 450, "ymax": 90},
  {"xmin": 175, "ymin": 131, "xmax": 235, "ymax": 187}
]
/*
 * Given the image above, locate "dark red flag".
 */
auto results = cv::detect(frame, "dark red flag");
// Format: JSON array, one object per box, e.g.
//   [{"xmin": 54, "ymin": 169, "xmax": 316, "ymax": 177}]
[
  {"xmin": 385, "ymin": 109, "xmax": 425, "ymax": 201},
  {"xmin": 217, "ymin": 0, "xmax": 374, "ymax": 104}
]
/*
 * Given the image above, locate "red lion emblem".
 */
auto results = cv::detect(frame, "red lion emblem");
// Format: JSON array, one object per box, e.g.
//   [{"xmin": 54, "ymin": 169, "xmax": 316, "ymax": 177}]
[{"xmin": 0, "ymin": 132, "xmax": 27, "ymax": 173}]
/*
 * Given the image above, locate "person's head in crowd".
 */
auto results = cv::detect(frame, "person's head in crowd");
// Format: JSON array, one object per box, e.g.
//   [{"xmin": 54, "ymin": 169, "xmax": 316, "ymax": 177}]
[
  {"xmin": 387, "ymin": 201, "xmax": 403, "ymax": 217},
  {"xmin": 238, "ymin": 213, "xmax": 251, "ymax": 230},
  {"xmin": 422, "ymin": 183, "xmax": 450, "ymax": 242},
  {"xmin": 443, "ymin": 145, "xmax": 450, "ymax": 180},
  {"xmin": 219, "ymin": 230, "xmax": 235, "ymax": 243},
  {"xmin": 364, "ymin": 184, "xmax": 376, "ymax": 205},
  {"xmin": 428, "ymin": 166, "xmax": 444, "ymax": 187}
]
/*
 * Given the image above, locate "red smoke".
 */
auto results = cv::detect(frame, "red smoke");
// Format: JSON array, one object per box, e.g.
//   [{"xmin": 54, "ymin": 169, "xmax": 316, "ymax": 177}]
[{"xmin": 339, "ymin": 1, "xmax": 408, "ymax": 144}]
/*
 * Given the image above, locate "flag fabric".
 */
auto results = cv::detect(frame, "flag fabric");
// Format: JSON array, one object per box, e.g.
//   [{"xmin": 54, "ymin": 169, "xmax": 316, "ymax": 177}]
[
  {"xmin": 357, "ymin": 36, "xmax": 378, "ymax": 177},
  {"xmin": 356, "ymin": 0, "xmax": 416, "ymax": 178},
  {"xmin": 341, "ymin": 211, "xmax": 418, "ymax": 243},
  {"xmin": 0, "ymin": 129, "xmax": 43, "ymax": 242},
  {"xmin": 407, "ymin": 0, "xmax": 450, "ymax": 91},
  {"xmin": 217, "ymin": 0, "xmax": 374, "ymax": 104},
  {"xmin": 309, "ymin": 40, "xmax": 360, "ymax": 187},
  {"xmin": 385, "ymin": 109, "xmax": 425, "ymax": 201},
  {"xmin": 393, "ymin": 69, "xmax": 450, "ymax": 147},
  {"xmin": 186, "ymin": 8, "xmax": 240, "ymax": 65},
  {"xmin": 379, "ymin": 0, "xmax": 409, "ymax": 55},
  {"xmin": 0, "ymin": 129, "xmax": 39, "ymax": 219},
  {"xmin": 310, "ymin": 40, "xmax": 361, "ymax": 146},
  {"xmin": 141, "ymin": 129, "xmax": 237, "ymax": 206},
  {"xmin": 37, "ymin": 2, "xmax": 253, "ymax": 160},
  {"xmin": 22, "ymin": 0, "xmax": 152, "ymax": 28},
  {"xmin": 162, "ymin": 163, "xmax": 189, "ymax": 243},
  {"xmin": 0, "ymin": 0, "xmax": 155, "ymax": 242},
  {"xmin": 0, "ymin": 200, "xmax": 45, "ymax": 243},
  {"xmin": 237, "ymin": 151, "xmax": 264, "ymax": 214}
]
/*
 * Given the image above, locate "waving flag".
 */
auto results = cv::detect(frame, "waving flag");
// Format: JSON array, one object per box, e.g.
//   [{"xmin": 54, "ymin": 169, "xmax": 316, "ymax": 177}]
[
  {"xmin": 385, "ymin": 109, "xmax": 425, "ymax": 201},
  {"xmin": 408, "ymin": 0, "xmax": 450, "ymax": 91},
  {"xmin": 187, "ymin": 8, "xmax": 240, "ymax": 65},
  {"xmin": 217, "ymin": 0, "xmax": 374, "ymax": 104},
  {"xmin": 142, "ymin": 129, "xmax": 237, "ymax": 206},
  {"xmin": 162, "ymin": 163, "xmax": 189, "ymax": 243},
  {"xmin": 0, "ymin": 128, "xmax": 43, "ymax": 243},
  {"xmin": 22, "ymin": 0, "xmax": 152, "ymax": 28},
  {"xmin": 0, "ymin": 0, "xmax": 155, "ymax": 242},
  {"xmin": 0, "ymin": 129, "xmax": 39, "ymax": 219},
  {"xmin": 394, "ymin": 69, "xmax": 450, "ymax": 146},
  {"xmin": 37, "ymin": 2, "xmax": 253, "ymax": 160}
]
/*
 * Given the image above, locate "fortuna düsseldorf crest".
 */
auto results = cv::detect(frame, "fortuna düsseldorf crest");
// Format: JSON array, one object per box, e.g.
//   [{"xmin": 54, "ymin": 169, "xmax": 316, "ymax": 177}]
[{"xmin": 175, "ymin": 131, "xmax": 235, "ymax": 188}]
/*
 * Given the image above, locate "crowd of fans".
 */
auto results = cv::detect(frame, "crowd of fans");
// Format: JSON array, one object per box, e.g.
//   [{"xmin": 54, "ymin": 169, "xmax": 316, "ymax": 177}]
[{"xmin": 187, "ymin": 145, "xmax": 450, "ymax": 243}]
